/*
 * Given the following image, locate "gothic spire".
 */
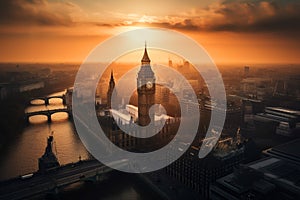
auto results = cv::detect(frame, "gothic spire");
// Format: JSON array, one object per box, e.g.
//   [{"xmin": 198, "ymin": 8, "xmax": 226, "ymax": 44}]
[
  {"xmin": 141, "ymin": 42, "xmax": 151, "ymax": 65},
  {"xmin": 110, "ymin": 69, "xmax": 114, "ymax": 81}
]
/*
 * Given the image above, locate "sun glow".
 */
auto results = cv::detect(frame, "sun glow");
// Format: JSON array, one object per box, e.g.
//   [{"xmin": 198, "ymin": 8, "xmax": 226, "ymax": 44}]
[{"xmin": 138, "ymin": 15, "xmax": 157, "ymax": 23}]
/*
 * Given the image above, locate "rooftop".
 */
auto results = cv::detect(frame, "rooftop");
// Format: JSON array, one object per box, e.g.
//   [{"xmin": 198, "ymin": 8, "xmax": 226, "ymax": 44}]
[
  {"xmin": 266, "ymin": 107, "xmax": 300, "ymax": 116},
  {"xmin": 264, "ymin": 139, "xmax": 300, "ymax": 164},
  {"xmin": 212, "ymin": 139, "xmax": 300, "ymax": 198}
]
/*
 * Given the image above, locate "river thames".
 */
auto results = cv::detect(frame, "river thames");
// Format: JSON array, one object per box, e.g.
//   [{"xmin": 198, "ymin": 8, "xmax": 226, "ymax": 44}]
[{"xmin": 0, "ymin": 91, "xmax": 161, "ymax": 200}]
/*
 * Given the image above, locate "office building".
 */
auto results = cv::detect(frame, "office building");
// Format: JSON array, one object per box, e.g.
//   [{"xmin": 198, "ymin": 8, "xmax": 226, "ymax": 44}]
[{"xmin": 211, "ymin": 139, "xmax": 300, "ymax": 200}]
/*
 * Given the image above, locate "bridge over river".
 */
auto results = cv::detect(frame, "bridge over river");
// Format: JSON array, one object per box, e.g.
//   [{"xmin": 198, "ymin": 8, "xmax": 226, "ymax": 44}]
[
  {"xmin": 29, "ymin": 95, "xmax": 66, "ymax": 105},
  {"xmin": 0, "ymin": 159, "xmax": 128, "ymax": 200},
  {"xmin": 24, "ymin": 108, "xmax": 71, "ymax": 123}
]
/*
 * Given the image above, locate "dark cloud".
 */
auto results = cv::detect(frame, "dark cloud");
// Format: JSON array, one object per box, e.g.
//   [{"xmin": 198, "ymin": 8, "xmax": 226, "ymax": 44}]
[
  {"xmin": 1, "ymin": 0, "xmax": 299, "ymax": 34},
  {"xmin": 0, "ymin": 0, "xmax": 74, "ymax": 26},
  {"xmin": 208, "ymin": 0, "xmax": 300, "ymax": 32},
  {"xmin": 124, "ymin": 0, "xmax": 300, "ymax": 33}
]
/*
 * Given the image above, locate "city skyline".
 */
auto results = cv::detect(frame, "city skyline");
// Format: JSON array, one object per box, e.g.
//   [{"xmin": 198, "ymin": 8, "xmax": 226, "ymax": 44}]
[
  {"xmin": 0, "ymin": 1, "xmax": 299, "ymax": 200},
  {"xmin": 0, "ymin": 0, "xmax": 299, "ymax": 64}
]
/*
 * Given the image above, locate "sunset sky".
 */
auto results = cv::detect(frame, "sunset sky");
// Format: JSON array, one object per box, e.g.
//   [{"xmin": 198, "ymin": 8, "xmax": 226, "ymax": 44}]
[{"xmin": 0, "ymin": 0, "xmax": 299, "ymax": 64}]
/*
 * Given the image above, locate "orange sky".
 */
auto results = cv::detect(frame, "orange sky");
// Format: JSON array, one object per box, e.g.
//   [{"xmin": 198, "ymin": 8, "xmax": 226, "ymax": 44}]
[{"xmin": 0, "ymin": 0, "xmax": 299, "ymax": 64}]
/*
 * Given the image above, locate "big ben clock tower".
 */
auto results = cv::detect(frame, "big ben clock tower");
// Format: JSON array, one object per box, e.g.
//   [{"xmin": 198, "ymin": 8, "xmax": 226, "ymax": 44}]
[{"xmin": 137, "ymin": 44, "xmax": 155, "ymax": 126}]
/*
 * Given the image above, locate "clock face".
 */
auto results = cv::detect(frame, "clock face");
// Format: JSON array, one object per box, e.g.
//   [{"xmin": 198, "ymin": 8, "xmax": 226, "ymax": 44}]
[{"xmin": 146, "ymin": 81, "xmax": 153, "ymax": 89}]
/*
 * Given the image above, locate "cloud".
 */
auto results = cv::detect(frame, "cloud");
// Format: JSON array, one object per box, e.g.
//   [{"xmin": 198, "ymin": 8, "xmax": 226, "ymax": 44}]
[
  {"xmin": 0, "ymin": 0, "xmax": 82, "ymax": 26},
  {"xmin": 208, "ymin": 0, "xmax": 300, "ymax": 32},
  {"xmin": 116, "ymin": 19, "xmax": 199, "ymax": 31},
  {"xmin": 116, "ymin": 0, "xmax": 300, "ymax": 33},
  {"xmin": 1, "ymin": 0, "xmax": 299, "ymax": 34}
]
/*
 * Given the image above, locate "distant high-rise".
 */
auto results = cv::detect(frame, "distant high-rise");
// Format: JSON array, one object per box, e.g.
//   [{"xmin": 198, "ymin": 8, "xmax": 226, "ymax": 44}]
[
  {"xmin": 168, "ymin": 58, "xmax": 173, "ymax": 68},
  {"xmin": 137, "ymin": 44, "xmax": 156, "ymax": 126},
  {"xmin": 244, "ymin": 66, "xmax": 250, "ymax": 78},
  {"xmin": 107, "ymin": 70, "xmax": 115, "ymax": 108},
  {"xmin": 273, "ymin": 79, "xmax": 287, "ymax": 96}
]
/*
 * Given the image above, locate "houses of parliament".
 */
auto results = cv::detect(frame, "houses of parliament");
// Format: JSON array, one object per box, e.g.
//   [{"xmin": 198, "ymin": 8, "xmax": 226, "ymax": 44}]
[{"xmin": 99, "ymin": 45, "xmax": 179, "ymax": 152}]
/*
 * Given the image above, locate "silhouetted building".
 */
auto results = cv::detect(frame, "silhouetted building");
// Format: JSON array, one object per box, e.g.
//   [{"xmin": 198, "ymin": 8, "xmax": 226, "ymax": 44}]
[
  {"xmin": 0, "ymin": 83, "xmax": 18, "ymax": 100},
  {"xmin": 254, "ymin": 107, "xmax": 300, "ymax": 137},
  {"xmin": 244, "ymin": 66, "xmax": 250, "ymax": 78},
  {"xmin": 263, "ymin": 138, "xmax": 300, "ymax": 163},
  {"xmin": 165, "ymin": 139, "xmax": 245, "ymax": 199},
  {"xmin": 200, "ymin": 95, "xmax": 242, "ymax": 137},
  {"xmin": 65, "ymin": 87, "xmax": 73, "ymax": 111},
  {"xmin": 241, "ymin": 99, "xmax": 264, "ymax": 124},
  {"xmin": 273, "ymin": 79, "xmax": 287, "ymax": 97},
  {"xmin": 107, "ymin": 70, "xmax": 116, "ymax": 108},
  {"xmin": 211, "ymin": 139, "xmax": 300, "ymax": 200},
  {"xmin": 240, "ymin": 78, "xmax": 272, "ymax": 100}
]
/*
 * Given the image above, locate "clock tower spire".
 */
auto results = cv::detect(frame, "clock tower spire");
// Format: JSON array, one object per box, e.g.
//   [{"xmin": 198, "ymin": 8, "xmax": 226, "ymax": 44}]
[
  {"xmin": 141, "ymin": 41, "xmax": 151, "ymax": 65},
  {"xmin": 107, "ymin": 69, "xmax": 115, "ymax": 108},
  {"xmin": 137, "ymin": 43, "xmax": 155, "ymax": 126}
]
